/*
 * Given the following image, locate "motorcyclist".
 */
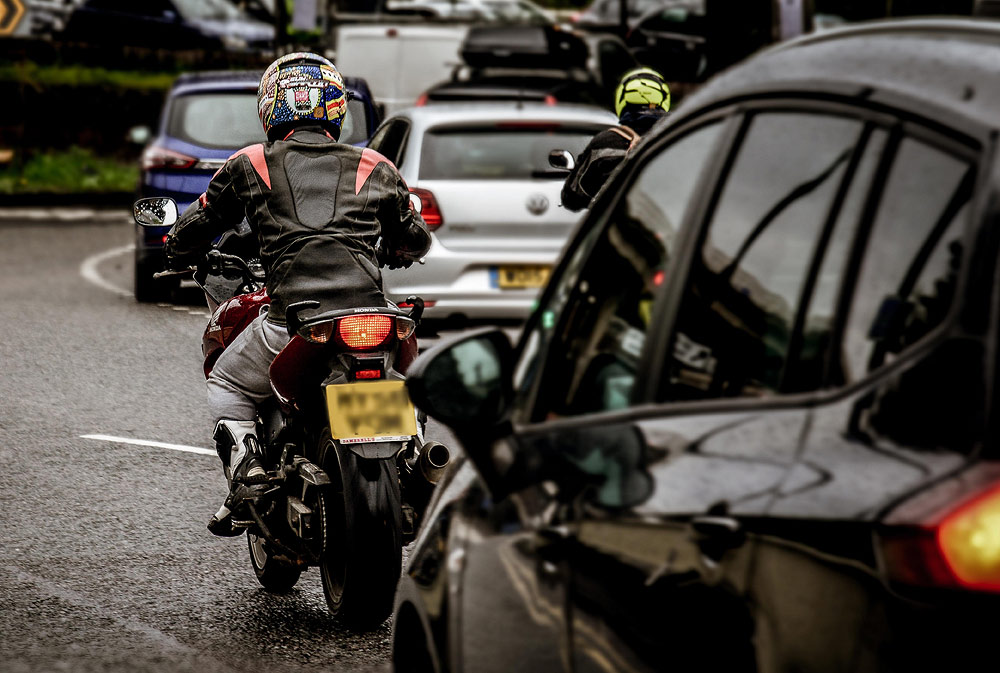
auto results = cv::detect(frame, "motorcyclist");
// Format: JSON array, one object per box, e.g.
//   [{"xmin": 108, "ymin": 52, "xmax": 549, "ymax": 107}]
[
  {"xmin": 561, "ymin": 68, "xmax": 671, "ymax": 212},
  {"xmin": 162, "ymin": 52, "xmax": 431, "ymax": 536}
]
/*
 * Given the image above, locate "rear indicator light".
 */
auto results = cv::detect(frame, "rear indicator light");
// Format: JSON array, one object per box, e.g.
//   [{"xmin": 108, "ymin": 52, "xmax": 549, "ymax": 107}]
[
  {"xmin": 409, "ymin": 188, "xmax": 443, "ymax": 231},
  {"xmin": 303, "ymin": 322, "xmax": 335, "ymax": 344},
  {"xmin": 336, "ymin": 315, "xmax": 393, "ymax": 349},
  {"xmin": 355, "ymin": 369, "xmax": 383, "ymax": 379},
  {"xmin": 141, "ymin": 145, "xmax": 197, "ymax": 171},
  {"xmin": 396, "ymin": 316, "xmax": 416, "ymax": 341}
]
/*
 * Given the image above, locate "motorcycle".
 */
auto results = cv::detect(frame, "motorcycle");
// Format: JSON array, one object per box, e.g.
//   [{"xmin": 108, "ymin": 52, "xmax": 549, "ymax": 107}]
[{"xmin": 133, "ymin": 196, "xmax": 451, "ymax": 628}]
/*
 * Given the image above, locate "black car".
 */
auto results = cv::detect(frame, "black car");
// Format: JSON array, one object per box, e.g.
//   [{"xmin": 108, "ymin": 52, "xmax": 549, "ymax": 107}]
[
  {"xmin": 59, "ymin": 0, "xmax": 273, "ymax": 51},
  {"xmin": 418, "ymin": 25, "xmax": 637, "ymax": 109},
  {"xmin": 394, "ymin": 18, "xmax": 1000, "ymax": 672}
]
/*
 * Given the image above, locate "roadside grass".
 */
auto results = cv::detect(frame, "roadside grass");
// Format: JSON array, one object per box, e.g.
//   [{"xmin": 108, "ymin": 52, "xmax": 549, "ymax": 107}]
[
  {"xmin": 0, "ymin": 147, "xmax": 137, "ymax": 194},
  {"xmin": 0, "ymin": 62, "xmax": 176, "ymax": 91}
]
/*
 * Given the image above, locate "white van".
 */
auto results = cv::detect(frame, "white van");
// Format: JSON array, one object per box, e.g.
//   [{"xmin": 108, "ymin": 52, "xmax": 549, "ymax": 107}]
[{"xmin": 334, "ymin": 23, "xmax": 470, "ymax": 118}]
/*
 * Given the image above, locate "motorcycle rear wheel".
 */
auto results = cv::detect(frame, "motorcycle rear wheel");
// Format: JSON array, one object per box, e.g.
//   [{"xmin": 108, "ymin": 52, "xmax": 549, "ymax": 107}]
[
  {"xmin": 316, "ymin": 429, "xmax": 403, "ymax": 629},
  {"xmin": 247, "ymin": 533, "xmax": 303, "ymax": 593}
]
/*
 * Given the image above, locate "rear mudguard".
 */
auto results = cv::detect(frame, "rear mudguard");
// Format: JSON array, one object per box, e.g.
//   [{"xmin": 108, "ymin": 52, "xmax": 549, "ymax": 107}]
[{"xmin": 342, "ymin": 441, "xmax": 403, "ymax": 460}]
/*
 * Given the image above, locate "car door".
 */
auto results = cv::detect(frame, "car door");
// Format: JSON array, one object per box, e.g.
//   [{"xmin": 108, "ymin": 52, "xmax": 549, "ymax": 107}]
[
  {"xmin": 746, "ymin": 121, "xmax": 988, "ymax": 671},
  {"xmin": 511, "ymin": 104, "xmax": 888, "ymax": 671}
]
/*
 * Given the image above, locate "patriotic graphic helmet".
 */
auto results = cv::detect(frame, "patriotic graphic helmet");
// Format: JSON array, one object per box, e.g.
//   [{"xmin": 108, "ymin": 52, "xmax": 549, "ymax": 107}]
[
  {"xmin": 258, "ymin": 52, "xmax": 347, "ymax": 138},
  {"xmin": 614, "ymin": 67, "xmax": 671, "ymax": 118}
]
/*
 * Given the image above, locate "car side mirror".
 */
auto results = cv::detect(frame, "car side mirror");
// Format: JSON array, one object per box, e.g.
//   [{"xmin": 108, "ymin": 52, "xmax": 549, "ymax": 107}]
[
  {"xmin": 127, "ymin": 125, "xmax": 151, "ymax": 146},
  {"xmin": 133, "ymin": 197, "xmax": 179, "ymax": 227},
  {"xmin": 406, "ymin": 328, "xmax": 514, "ymax": 431},
  {"xmin": 548, "ymin": 149, "xmax": 575, "ymax": 171}
]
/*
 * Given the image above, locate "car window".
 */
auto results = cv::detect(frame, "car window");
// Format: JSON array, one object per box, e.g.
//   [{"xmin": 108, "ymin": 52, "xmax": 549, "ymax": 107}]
[
  {"xmin": 167, "ymin": 92, "xmax": 368, "ymax": 150},
  {"xmin": 664, "ymin": 112, "xmax": 864, "ymax": 401},
  {"xmin": 419, "ymin": 124, "xmax": 606, "ymax": 180},
  {"xmin": 513, "ymin": 121, "xmax": 724, "ymax": 421},
  {"xmin": 168, "ymin": 92, "xmax": 265, "ymax": 150},
  {"xmin": 840, "ymin": 137, "xmax": 973, "ymax": 381},
  {"xmin": 367, "ymin": 119, "xmax": 411, "ymax": 167}
]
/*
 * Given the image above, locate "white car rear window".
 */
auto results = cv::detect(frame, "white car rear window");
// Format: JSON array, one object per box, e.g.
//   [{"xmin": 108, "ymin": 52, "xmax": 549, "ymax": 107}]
[{"xmin": 419, "ymin": 124, "xmax": 603, "ymax": 180}]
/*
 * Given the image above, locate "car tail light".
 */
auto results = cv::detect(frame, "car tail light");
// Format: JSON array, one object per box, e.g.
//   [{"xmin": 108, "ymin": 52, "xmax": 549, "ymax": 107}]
[
  {"xmin": 544, "ymin": 94, "xmax": 558, "ymax": 106},
  {"xmin": 879, "ymin": 474, "xmax": 1000, "ymax": 593},
  {"xmin": 415, "ymin": 92, "xmax": 429, "ymax": 107},
  {"xmin": 937, "ymin": 484, "xmax": 1000, "ymax": 590},
  {"xmin": 141, "ymin": 145, "xmax": 197, "ymax": 171},
  {"xmin": 336, "ymin": 315, "xmax": 393, "ymax": 349},
  {"xmin": 409, "ymin": 188, "xmax": 443, "ymax": 231}
]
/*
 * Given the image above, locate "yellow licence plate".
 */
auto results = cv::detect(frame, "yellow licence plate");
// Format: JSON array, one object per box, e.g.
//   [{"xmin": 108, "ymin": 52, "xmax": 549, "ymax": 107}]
[
  {"xmin": 496, "ymin": 265, "xmax": 551, "ymax": 289},
  {"xmin": 325, "ymin": 380, "xmax": 417, "ymax": 443}
]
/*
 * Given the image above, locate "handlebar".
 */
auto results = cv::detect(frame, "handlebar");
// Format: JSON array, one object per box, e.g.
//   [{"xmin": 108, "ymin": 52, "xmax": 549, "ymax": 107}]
[{"xmin": 153, "ymin": 250, "xmax": 264, "ymax": 283}]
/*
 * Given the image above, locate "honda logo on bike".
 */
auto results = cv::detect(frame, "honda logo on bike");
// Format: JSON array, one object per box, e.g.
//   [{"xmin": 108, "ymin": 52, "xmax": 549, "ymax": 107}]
[{"xmin": 526, "ymin": 194, "xmax": 549, "ymax": 216}]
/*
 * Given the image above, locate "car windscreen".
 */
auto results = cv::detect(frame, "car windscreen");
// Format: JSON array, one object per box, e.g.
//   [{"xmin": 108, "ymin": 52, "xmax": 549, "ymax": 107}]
[
  {"xmin": 419, "ymin": 123, "xmax": 605, "ymax": 180},
  {"xmin": 167, "ymin": 92, "xmax": 369, "ymax": 150}
]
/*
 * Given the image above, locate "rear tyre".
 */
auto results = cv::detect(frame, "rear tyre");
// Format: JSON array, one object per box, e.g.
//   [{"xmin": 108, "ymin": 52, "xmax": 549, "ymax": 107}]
[
  {"xmin": 247, "ymin": 533, "xmax": 303, "ymax": 592},
  {"xmin": 317, "ymin": 429, "xmax": 403, "ymax": 629}
]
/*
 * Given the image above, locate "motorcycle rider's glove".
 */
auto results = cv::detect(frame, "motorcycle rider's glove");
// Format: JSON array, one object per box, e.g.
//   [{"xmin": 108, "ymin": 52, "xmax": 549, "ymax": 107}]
[{"xmin": 163, "ymin": 236, "xmax": 197, "ymax": 271}]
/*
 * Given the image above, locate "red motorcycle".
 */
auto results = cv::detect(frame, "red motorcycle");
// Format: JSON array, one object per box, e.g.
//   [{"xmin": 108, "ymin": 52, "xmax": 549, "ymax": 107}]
[{"xmin": 134, "ymin": 197, "xmax": 450, "ymax": 628}]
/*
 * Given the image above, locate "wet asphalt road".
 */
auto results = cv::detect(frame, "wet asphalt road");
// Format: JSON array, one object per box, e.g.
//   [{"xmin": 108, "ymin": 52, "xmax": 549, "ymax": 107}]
[{"xmin": 0, "ymin": 213, "xmax": 467, "ymax": 673}]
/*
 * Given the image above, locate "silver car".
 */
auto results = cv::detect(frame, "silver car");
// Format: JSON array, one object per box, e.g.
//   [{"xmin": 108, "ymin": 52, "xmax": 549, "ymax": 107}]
[{"xmin": 368, "ymin": 103, "xmax": 617, "ymax": 321}]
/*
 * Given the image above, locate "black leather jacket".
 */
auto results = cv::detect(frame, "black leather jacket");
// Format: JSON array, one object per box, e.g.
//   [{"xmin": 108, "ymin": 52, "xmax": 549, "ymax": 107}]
[{"xmin": 165, "ymin": 125, "xmax": 431, "ymax": 325}]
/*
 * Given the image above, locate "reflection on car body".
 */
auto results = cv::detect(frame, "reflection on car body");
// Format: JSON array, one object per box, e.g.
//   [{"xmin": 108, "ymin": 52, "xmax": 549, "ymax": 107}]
[{"xmin": 394, "ymin": 19, "xmax": 1000, "ymax": 673}]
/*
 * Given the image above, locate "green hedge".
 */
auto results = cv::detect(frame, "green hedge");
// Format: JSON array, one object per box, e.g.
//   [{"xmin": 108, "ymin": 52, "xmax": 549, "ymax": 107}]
[{"xmin": 0, "ymin": 146, "xmax": 137, "ymax": 195}]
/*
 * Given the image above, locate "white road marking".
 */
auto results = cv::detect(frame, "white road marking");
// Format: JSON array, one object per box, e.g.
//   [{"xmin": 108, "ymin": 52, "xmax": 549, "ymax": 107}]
[
  {"xmin": 81, "ymin": 434, "xmax": 215, "ymax": 456},
  {"xmin": 79, "ymin": 244, "xmax": 134, "ymax": 298}
]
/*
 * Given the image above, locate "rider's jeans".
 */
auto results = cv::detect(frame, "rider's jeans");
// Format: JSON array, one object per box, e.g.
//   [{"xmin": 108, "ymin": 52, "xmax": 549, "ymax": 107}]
[{"xmin": 207, "ymin": 307, "xmax": 290, "ymax": 427}]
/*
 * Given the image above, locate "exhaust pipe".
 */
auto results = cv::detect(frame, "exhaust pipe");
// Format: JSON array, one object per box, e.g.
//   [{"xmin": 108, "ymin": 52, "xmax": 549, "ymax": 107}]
[
  {"xmin": 400, "ymin": 441, "xmax": 452, "ymax": 523},
  {"xmin": 418, "ymin": 441, "xmax": 451, "ymax": 485}
]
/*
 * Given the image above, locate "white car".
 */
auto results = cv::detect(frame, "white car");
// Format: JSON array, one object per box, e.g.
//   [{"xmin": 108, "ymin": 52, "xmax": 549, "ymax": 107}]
[{"xmin": 368, "ymin": 103, "xmax": 616, "ymax": 322}]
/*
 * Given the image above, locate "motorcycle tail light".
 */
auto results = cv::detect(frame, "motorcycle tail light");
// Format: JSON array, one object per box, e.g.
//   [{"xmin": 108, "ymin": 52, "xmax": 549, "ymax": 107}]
[
  {"xmin": 336, "ymin": 315, "xmax": 393, "ymax": 350},
  {"xmin": 301, "ymin": 321, "xmax": 336, "ymax": 344},
  {"xmin": 396, "ymin": 316, "xmax": 416, "ymax": 341},
  {"xmin": 141, "ymin": 145, "xmax": 197, "ymax": 171},
  {"xmin": 409, "ymin": 188, "xmax": 443, "ymax": 231}
]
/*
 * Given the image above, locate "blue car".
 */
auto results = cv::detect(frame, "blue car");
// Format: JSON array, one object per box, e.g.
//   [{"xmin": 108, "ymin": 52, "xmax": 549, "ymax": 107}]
[{"xmin": 135, "ymin": 70, "xmax": 380, "ymax": 301}]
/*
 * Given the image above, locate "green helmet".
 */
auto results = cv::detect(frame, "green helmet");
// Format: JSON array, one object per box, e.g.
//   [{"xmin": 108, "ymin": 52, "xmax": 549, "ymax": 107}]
[{"xmin": 614, "ymin": 67, "xmax": 671, "ymax": 117}]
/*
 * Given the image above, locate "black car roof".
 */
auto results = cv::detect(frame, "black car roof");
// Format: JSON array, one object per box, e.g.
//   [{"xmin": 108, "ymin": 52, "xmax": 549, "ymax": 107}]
[{"xmin": 676, "ymin": 18, "xmax": 1000, "ymax": 133}]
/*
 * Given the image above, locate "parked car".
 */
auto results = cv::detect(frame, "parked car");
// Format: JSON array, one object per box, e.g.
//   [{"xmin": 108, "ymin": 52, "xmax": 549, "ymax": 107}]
[
  {"xmin": 368, "ymin": 102, "xmax": 616, "ymax": 322},
  {"xmin": 59, "ymin": 0, "xmax": 274, "ymax": 50},
  {"xmin": 419, "ymin": 25, "xmax": 637, "ymax": 109},
  {"xmin": 134, "ymin": 70, "xmax": 379, "ymax": 301},
  {"xmin": 625, "ymin": 0, "xmax": 773, "ymax": 82},
  {"xmin": 393, "ymin": 18, "xmax": 1000, "ymax": 672}
]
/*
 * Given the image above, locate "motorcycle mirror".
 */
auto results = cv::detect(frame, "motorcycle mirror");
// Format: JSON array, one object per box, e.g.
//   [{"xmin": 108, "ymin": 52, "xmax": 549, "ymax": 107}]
[
  {"xmin": 409, "ymin": 192, "xmax": 423, "ymax": 214},
  {"xmin": 548, "ymin": 149, "xmax": 575, "ymax": 171},
  {"xmin": 133, "ymin": 197, "xmax": 179, "ymax": 227}
]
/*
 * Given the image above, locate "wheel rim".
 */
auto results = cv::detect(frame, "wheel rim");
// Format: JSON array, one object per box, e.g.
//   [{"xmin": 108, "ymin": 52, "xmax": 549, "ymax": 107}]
[{"xmin": 248, "ymin": 533, "xmax": 268, "ymax": 569}]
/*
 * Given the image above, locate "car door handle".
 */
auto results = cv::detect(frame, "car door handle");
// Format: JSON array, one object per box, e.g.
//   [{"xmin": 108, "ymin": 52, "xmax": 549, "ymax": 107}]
[
  {"xmin": 691, "ymin": 515, "xmax": 740, "ymax": 537},
  {"xmin": 690, "ymin": 516, "xmax": 745, "ymax": 559}
]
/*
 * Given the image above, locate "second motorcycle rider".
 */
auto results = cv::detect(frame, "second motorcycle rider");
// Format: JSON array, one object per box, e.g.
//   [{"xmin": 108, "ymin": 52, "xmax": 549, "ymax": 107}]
[{"xmin": 163, "ymin": 52, "xmax": 431, "ymax": 535}]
